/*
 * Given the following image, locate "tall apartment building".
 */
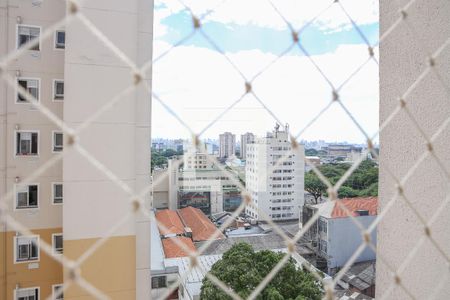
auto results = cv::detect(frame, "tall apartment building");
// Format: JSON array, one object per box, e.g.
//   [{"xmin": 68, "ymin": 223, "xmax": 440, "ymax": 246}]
[
  {"xmin": 0, "ymin": 1, "xmax": 152, "ymax": 299},
  {"xmin": 245, "ymin": 124, "xmax": 305, "ymax": 221},
  {"xmin": 219, "ymin": 132, "xmax": 235, "ymax": 159},
  {"xmin": 240, "ymin": 132, "xmax": 254, "ymax": 160}
]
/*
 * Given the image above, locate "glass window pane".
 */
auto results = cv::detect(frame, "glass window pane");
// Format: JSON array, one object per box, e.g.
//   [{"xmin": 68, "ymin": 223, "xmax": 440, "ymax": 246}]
[{"xmin": 28, "ymin": 185, "xmax": 38, "ymax": 206}]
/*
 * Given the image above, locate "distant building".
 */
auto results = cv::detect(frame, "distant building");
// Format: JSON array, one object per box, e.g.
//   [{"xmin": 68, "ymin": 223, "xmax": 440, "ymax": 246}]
[
  {"xmin": 302, "ymin": 197, "xmax": 378, "ymax": 274},
  {"xmin": 151, "ymin": 155, "xmax": 242, "ymax": 215},
  {"xmin": 219, "ymin": 132, "xmax": 236, "ymax": 158},
  {"xmin": 183, "ymin": 151, "xmax": 213, "ymax": 170},
  {"xmin": 240, "ymin": 132, "xmax": 255, "ymax": 160},
  {"xmin": 324, "ymin": 144, "xmax": 362, "ymax": 160},
  {"xmin": 245, "ymin": 124, "xmax": 305, "ymax": 221}
]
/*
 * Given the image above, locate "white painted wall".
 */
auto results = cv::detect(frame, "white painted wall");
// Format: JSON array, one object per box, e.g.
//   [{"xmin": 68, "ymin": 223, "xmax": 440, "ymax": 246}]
[
  {"xmin": 326, "ymin": 216, "xmax": 376, "ymax": 272},
  {"xmin": 378, "ymin": 0, "xmax": 450, "ymax": 298}
]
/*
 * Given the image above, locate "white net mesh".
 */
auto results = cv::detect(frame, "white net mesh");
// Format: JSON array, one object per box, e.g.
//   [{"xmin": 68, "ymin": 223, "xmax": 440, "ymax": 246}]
[{"xmin": 0, "ymin": 0, "xmax": 449, "ymax": 299}]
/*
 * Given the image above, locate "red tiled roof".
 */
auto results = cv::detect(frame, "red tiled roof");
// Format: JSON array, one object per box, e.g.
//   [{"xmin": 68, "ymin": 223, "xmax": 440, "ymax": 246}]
[
  {"xmin": 178, "ymin": 206, "xmax": 225, "ymax": 241},
  {"xmin": 331, "ymin": 197, "xmax": 378, "ymax": 218},
  {"xmin": 155, "ymin": 209, "xmax": 185, "ymax": 235},
  {"xmin": 162, "ymin": 237, "xmax": 196, "ymax": 258}
]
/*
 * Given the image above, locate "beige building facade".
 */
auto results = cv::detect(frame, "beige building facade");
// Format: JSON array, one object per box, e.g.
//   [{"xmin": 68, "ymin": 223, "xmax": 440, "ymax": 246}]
[{"xmin": 1, "ymin": 0, "xmax": 153, "ymax": 299}]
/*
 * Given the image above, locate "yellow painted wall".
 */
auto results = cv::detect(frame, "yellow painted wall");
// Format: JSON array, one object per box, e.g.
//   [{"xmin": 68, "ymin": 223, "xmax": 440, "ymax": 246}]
[
  {"xmin": 64, "ymin": 235, "xmax": 136, "ymax": 299},
  {"xmin": 1, "ymin": 228, "xmax": 63, "ymax": 300}
]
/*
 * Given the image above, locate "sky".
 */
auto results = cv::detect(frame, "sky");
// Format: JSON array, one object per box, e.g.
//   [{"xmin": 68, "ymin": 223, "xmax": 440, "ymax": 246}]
[{"xmin": 151, "ymin": 0, "xmax": 379, "ymax": 143}]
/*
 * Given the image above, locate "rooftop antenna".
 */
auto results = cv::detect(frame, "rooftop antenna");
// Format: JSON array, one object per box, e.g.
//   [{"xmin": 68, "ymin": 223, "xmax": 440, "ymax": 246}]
[{"xmin": 275, "ymin": 123, "xmax": 280, "ymax": 138}]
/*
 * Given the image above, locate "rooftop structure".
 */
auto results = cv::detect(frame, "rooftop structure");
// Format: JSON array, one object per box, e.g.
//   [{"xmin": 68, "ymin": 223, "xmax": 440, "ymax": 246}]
[
  {"xmin": 162, "ymin": 237, "xmax": 197, "ymax": 259},
  {"xmin": 315, "ymin": 197, "xmax": 378, "ymax": 219},
  {"xmin": 178, "ymin": 206, "xmax": 225, "ymax": 241},
  {"xmin": 155, "ymin": 207, "xmax": 224, "ymax": 259},
  {"xmin": 337, "ymin": 260, "xmax": 376, "ymax": 298},
  {"xmin": 156, "ymin": 209, "xmax": 185, "ymax": 236}
]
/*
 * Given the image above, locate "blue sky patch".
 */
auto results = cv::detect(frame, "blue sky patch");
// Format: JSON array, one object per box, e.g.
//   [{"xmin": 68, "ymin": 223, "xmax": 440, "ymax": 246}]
[{"xmin": 158, "ymin": 11, "xmax": 379, "ymax": 55}]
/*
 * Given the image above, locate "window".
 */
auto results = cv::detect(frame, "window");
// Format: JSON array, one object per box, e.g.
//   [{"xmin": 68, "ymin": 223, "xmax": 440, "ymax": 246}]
[
  {"xmin": 15, "ymin": 287, "xmax": 39, "ymax": 300},
  {"xmin": 53, "ymin": 183, "xmax": 63, "ymax": 204},
  {"xmin": 17, "ymin": 25, "xmax": 40, "ymax": 50},
  {"xmin": 319, "ymin": 240, "xmax": 328, "ymax": 254},
  {"xmin": 55, "ymin": 30, "xmax": 65, "ymax": 49},
  {"xmin": 17, "ymin": 78, "xmax": 39, "ymax": 103},
  {"xmin": 52, "ymin": 284, "xmax": 64, "ymax": 300},
  {"xmin": 319, "ymin": 218, "xmax": 328, "ymax": 234},
  {"xmin": 53, "ymin": 132, "xmax": 63, "ymax": 152},
  {"xmin": 15, "ymin": 235, "xmax": 39, "ymax": 262},
  {"xmin": 16, "ymin": 131, "xmax": 38, "ymax": 156},
  {"xmin": 15, "ymin": 184, "xmax": 38, "ymax": 209},
  {"xmin": 52, "ymin": 233, "xmax": 63, "ymax": 255},
  {"xmin": 53, "ymin": 80, "xmax": 64, "ymax": 100},
  {"xmin": 151, "ymin": 276, "xmax": 167, "ymax": 289}
]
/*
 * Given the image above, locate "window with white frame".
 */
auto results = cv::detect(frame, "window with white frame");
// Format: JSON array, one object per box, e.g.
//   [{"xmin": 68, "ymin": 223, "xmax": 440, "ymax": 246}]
[
  {"xmin": 15, "ymin": 235, "xmax": 39, "ymax": 262},
  {"xmin": 15, "ymin": 184, "xmax": 38, "ymax": 209},
  {"xmin": 55, "ymin": 30, "xmax": 65, "ymax": 49},
  {"xmin": 52, "ymin": 233, "xmax": 63, "ymax": 255},
  {"xmin": 17, "ymin": 78, "xmax": 39, "ymax": 102},
  {"xmin": 54, "ymin": 80, "xmax": 64, "ymax": 100},
  {"xmin": 53, "ymin": 132, "xmax": 63, "ymax": 152},
  {"xmin": 17, "ymin": 25, "xmax": 40, "ymax": 51},
  {"xmin": 53, "ymin": 183, "xmax": 63, "ymax": 204},
  {"xmin": 52, "ymin": 284, "xmax": 64, "ymax": 300},
  {"xmin": 16, "ymin": 131, "xmax": 38, "ymax": 156},
  {"xmin": 15, "ymin": 287, "xmax": 39, "ymax": 300}
]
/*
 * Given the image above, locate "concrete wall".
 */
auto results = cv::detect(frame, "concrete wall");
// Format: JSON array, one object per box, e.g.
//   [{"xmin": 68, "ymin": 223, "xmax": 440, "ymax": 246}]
[
  {"xmin": 327, "ymin": 216, "xmax": 376, "ymax": 271},
  {"xmin": 63, "ymin": 0, "xmax": 152, "ymax": 298},
  {"xmin": 378, "ymin": 0, "xmax": 450, "ymax": 298}
]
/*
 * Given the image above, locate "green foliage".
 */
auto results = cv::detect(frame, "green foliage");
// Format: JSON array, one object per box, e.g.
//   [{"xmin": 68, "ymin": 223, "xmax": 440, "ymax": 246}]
[
  {"xmin": 200, "ymin": 243, "xmax": 323, "ymax": 300},
  {"xmin": 304, "ymin": 172, "xmax": 327, "ymax": 203},
  {"xmin": 305, "ymin": 148, "xmax": 318, "ymax": 156},
  {"xmin": 151, "ymin": 148, "xmax": 184, "ymax": 171},
  {"xmin": 304, "ymin": 159, "xmax": 378, "ymax": 200}
]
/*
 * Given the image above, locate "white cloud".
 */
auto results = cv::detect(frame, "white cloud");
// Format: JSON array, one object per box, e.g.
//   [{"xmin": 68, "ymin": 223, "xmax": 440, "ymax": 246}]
[
  {"xmin": 152, "ymin": 42, "xmax": 379, "ymax": 143},
  {"xmin": 154, "ymin": 0, "xmax": 378, "ymax": 32}
]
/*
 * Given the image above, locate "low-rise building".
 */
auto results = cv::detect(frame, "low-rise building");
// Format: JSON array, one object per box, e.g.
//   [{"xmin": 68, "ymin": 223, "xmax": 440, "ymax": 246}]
[
  {"xmin": 152, "ymin": 155, "xmax": 242, "ymax": 215},
  {"xmin": 302, "ymin": 197, "xmax": 378, "ymax": 274}
]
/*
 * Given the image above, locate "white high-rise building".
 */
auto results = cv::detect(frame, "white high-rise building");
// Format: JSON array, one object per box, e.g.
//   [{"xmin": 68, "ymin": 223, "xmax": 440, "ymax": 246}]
[
  {"xmin": 240, "ymin": 132, "xmax": 255, "ymax": 160},
  {"xmin": 245, "ymin": 124, "xmax": 304, "ymax": 221},
  {"xmin": 219, "ymin": 132, "xmax": 236, "ymax": 158}
]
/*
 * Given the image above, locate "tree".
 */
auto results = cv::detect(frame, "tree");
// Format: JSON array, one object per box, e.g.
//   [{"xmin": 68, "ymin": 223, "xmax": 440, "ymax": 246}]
[
  {"xmin": 200, "ymin": 243, "xmax": 323, "ymax": 300},
  {"xmin": 304, "ymin": 172, "xmax": 327, "ymax": 203},
  {"xmin": 337, "ymin": 186, "xmax": 359, "ymax": 198},
  {"xmin": 304, "ymin": 160, "xmax": 379, "ymax": 199},
  {"xmin": 305, "ymin": 148, "xmax": 318, "ymax": 156}
]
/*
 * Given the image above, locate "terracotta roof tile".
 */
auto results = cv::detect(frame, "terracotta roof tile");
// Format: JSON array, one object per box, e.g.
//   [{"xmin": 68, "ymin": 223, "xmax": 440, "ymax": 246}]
[
  {"xmin": 162, "ymin": 237, "xmax": 196, "ymax": 258},
  {"xmin": 155, "ymin": 209, "xmax": 185, "ymax": 235},
  {"xmin": 331, "ymin": 197, "xmax": 378, "ymax": 218},
  {"xmin": 178, "ymin": 206, "xmax": 225, "ymax": 241}
]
